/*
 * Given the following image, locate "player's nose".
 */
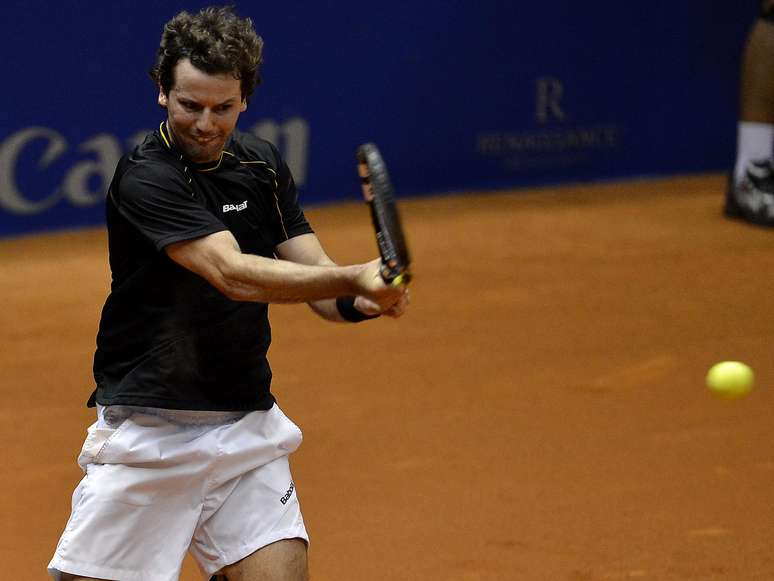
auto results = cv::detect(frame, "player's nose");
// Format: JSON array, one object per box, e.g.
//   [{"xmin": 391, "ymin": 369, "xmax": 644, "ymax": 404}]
[{"xmin": 195, "ymin": 110, "xmax": 215, "ymax": 134}]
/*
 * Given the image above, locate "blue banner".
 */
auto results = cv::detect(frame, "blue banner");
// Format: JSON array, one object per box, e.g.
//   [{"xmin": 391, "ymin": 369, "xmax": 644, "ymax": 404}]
[{"xmin": 0, "ymin": 1, "xmax": 755, "ymax": 236}]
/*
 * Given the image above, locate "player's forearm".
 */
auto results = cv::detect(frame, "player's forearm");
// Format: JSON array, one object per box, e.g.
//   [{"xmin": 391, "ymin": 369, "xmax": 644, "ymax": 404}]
[
  {"xmin": 219, "ymin": 253, "xmax": 361, "ymax": 303},
  {"xmin": 308, "ymin": 298, "xmax": 347, "ymax": 322}
]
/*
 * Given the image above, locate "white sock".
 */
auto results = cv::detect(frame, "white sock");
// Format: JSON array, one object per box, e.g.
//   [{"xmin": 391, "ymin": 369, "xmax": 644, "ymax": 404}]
[{"xmin": 734, "ymin": 121, "xmax": 774, "ymax": 182}]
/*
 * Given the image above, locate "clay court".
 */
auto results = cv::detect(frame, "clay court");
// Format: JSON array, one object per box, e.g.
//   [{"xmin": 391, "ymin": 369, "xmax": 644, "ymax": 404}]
[{"xmin": 3, "ymin": 174, "xmax": 774, "ymax": 580}]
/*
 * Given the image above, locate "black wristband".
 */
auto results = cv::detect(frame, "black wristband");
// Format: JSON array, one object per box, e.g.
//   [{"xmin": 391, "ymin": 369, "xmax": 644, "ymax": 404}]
[{"xmin": 336, "ymin": 296, "xmax": 380, "ymax": 323}]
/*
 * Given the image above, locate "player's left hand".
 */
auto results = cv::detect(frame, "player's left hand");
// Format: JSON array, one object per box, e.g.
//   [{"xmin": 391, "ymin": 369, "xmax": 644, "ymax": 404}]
[{"xmin": 354, "ymin": 288, "xmax": 409, "ymax": 318}]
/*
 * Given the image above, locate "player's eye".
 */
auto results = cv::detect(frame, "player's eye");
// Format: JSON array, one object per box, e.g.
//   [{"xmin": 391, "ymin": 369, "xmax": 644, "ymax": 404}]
[{"xmin": 215, "ymin": 104, "xmax": 233, "ymax": 113}]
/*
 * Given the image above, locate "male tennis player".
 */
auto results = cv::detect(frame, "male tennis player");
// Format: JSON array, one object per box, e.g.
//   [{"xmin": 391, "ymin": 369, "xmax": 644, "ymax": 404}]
[{"xmin": 48, "ymin": 6, "xmax": 408, "ymax": 581}]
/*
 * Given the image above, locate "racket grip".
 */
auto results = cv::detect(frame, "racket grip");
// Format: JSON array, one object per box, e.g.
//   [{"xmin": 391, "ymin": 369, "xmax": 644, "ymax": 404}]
[
  {"xmin": 380, "ymin": 262, "xmax": 411, "ymax": 285},
  {"xmin": 389, "ymin": 272, "xmax": 408, "ymax": 286}
]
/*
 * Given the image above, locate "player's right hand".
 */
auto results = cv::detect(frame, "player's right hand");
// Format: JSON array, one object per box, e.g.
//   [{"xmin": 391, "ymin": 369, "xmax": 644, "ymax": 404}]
[
  {"xmin": 355, "ymin": 258, "xmax": 407, "ymax": 310},
  {"xmin": 354, "ymin": 289, "xmax": 409, "ymax": 318}
]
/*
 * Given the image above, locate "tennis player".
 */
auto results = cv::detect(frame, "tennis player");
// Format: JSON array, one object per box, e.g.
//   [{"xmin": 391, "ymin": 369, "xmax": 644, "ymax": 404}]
[{"xmin": 48, "ymin": 6, "xmax": 408, "ymax": 581}]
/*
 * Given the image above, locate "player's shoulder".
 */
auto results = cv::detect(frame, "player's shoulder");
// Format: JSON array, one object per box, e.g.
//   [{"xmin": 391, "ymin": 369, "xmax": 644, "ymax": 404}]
[
  {"xmin": 112, "ymin": 131, "xmax": 189, "ymax": 202},
  {"xmin": 132, "ymin": 128, "xmax": 183, "ymax": 165},
  {"xmin": 119, "ymin": 131, "xmax": 186, "ymax": 182},
  {"xmin": 226, "ymin": 128, "xmax": 282, "ymax": 169}
]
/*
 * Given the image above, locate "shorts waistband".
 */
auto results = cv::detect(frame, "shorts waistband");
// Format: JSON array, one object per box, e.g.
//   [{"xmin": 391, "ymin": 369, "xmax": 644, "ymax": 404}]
[{"xmin": 99, "ymin": 404, "xmax": 249, "ymax": 427}]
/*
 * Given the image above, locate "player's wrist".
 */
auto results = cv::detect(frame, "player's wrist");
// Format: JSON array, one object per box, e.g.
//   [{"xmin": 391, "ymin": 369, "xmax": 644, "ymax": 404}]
[
  {"xmin": 336, "ymin": 296, "xmax": 380, "ymax": 323},
  {"xmin": 349, "ymin": 261, "xmax": 377, "ymax": 295}
]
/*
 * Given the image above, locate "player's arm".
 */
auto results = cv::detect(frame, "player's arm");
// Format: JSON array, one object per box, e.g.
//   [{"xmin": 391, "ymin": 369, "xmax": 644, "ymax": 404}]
[
  {"xmin": 275, "ymin": 233, "xmax": 409, "ymax": 321},
  {"xmin": 165, "ymin": 229, "xmax": 402, "ymax": 308}
]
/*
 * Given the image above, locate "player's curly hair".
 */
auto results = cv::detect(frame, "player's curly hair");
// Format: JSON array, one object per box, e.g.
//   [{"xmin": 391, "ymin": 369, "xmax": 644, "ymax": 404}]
[{"xmin": 150, "ymin": 6, "xmax": 264, "ymax": 101}]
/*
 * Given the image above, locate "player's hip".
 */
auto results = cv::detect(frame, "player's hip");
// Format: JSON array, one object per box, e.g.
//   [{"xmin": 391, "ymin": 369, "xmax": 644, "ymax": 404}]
[{"xmin": 78, "ymin": 402, "xmax": 303, "ymax": 478}]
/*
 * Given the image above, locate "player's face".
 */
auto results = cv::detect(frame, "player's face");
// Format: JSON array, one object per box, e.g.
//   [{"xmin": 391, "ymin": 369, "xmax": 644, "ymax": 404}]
[{"xmin": 159, "ymin": 59, "xmax": 247, "ymax": 163}]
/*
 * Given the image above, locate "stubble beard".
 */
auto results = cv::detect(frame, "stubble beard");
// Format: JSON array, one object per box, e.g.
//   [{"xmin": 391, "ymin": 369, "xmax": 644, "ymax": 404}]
[{"xmin": 167, "ymin": 122, "xmax": 228, "ymax": 163}]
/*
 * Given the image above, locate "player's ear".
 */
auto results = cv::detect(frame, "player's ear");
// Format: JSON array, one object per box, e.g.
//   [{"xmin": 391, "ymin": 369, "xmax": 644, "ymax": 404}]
[
  {"xmin": 240, "ymin": 99, "xmax": 247, "ymax": 112},
  {"xmin": 158, "ymin": 89, "xmax": 168, "ymax": 108}
]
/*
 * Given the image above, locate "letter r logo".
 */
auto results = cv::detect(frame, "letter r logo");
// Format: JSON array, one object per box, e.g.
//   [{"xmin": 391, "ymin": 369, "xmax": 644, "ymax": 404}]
[{"xmin": 535, "ymin": 77, "xmax": 567, "ymax": 123}]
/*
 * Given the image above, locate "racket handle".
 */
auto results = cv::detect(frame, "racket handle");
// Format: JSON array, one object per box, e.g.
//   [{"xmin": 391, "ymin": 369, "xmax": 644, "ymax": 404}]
[
  {"xmin": 390, "ymin": 272, "xmax": 408, "ymax": 286},
  {"xmin": 382, "ymin": 266, "xmax": 411, "ymax": 286}
]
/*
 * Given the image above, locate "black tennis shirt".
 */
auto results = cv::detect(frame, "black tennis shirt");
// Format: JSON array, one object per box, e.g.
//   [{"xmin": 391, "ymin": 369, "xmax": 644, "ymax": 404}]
[{"xmin": 90, "ymin": 123, "xmax": 313, "ymax": 411}]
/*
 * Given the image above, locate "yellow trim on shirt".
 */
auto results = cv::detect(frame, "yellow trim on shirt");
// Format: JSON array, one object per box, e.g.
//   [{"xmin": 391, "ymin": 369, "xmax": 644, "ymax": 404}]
[{"xmin": 159, "ymin": 122, "xmax": 172, "ymax": 149}]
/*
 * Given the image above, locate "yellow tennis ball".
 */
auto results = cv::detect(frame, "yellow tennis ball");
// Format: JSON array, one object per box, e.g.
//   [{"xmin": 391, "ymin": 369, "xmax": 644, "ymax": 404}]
[{"xmin": 706, "ymin": 361, "xmax": 754, "ymax": 399}]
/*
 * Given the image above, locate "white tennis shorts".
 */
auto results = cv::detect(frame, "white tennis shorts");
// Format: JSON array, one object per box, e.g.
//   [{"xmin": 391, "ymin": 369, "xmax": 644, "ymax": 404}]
[{"xmin": 48, "ymin": 403, "xmax": 308, "ymax": 581}]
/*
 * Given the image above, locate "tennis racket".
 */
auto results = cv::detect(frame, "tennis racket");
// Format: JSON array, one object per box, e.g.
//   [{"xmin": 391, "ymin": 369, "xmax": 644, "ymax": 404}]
[{"xmin": 356, "ymin": 143, "xmax": 412, "ymax": 286}]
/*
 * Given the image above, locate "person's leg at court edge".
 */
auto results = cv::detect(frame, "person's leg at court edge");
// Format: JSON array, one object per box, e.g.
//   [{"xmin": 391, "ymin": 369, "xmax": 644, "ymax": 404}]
[{"xmin": 726, "ymin": 3, "xmax": 774, "ymax": 225}]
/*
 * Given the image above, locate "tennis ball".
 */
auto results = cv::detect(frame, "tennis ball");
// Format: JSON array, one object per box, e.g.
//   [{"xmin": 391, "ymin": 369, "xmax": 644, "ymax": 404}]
[{"xmin": 706, "ymin": 361, "xmax": 754, "ymax": 399}]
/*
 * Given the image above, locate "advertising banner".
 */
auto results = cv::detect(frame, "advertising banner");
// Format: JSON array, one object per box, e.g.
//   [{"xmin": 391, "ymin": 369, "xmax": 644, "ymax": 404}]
[{"xmin": 0, "ymin": 1, "xmax": 754, "ymax": 236}]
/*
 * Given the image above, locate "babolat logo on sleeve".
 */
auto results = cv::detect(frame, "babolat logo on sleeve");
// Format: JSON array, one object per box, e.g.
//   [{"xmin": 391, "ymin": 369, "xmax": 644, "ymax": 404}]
[{"xmin": 223, "ymin": 201, "xmax": 248, "ymax": 213}]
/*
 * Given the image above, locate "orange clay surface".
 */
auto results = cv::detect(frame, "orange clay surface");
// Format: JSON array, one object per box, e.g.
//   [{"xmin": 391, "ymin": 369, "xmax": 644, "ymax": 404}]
[{"xmin": 2, "ymin": 174, "xmax": 774, "ymax": 580}]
